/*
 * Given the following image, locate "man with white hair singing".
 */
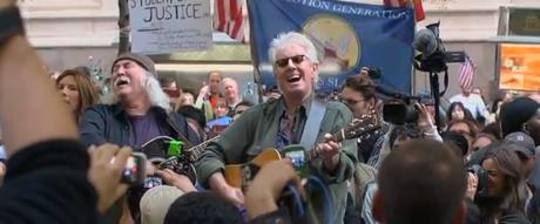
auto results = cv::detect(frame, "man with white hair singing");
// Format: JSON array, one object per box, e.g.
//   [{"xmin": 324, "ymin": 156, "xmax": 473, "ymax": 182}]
[
  {"xmin": 196, "ymin": 32, "xmax": 356, "ymax": 223},
  {"xmin": 80, "ymin": 53, "xmax": 201, "ymax": 148},
  {"xmin": 79, "ymin": 53, "xmax": 202, "ymax": 222}
]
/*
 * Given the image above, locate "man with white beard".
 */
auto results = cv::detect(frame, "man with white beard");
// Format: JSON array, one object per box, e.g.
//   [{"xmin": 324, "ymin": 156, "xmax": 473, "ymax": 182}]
[
  {"xmin": 80, "ymin": 53, "xmax": 201, "ymax": 149},
  {"xmin": 79, "ymin": 53, "xmax": 202, "ymax": 223}
]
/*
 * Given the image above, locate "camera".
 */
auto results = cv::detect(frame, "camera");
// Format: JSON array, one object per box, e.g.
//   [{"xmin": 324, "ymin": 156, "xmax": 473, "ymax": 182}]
[
  {"xmin": 383, "ymin": 101, "xmax": 419, "ymax": 125},
  {"xmin": 466, "ymin": 164, "xmax": 489, "ymax": 198},
  {"xmin": 121, "ymin": 152, "xmax": 147, "ymax": 185},
  {"xmin": 414, "ymin": 22, "xmax": 466, "ymax": 73}
]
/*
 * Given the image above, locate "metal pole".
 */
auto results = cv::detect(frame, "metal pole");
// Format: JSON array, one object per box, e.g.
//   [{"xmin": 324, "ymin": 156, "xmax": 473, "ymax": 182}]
[{"xmin": 118, "ymin": 0, "xmax": 130, "ymax": 55}]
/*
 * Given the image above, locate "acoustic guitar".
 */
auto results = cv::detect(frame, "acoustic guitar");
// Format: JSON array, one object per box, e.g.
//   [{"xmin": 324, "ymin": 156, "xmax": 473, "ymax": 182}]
[
  {"xmin": 140, "ymin": 135, "xmax": 219, "ymax": 185},
  {"xmin": 224, "ymin": 115, "xmax": 381, "ymax": 190}
]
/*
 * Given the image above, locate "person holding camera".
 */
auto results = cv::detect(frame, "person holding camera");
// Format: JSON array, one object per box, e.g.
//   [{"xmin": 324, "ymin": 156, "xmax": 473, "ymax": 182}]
[
  {"xmin": 0, "ymin": 2, "xmax": 131, "ymax": 222},
  {"xmin": 340, "ymin": 71, "xmax": 385, "ymax": 163},
  {"xmin": 467, "ymin": 144, "xmax": 531, "ymax": 224},
  {"xmin": 369, "ymin": 103, "xmax": 442, "ymax": 169},
  {"xmin": 358, "ymin": 103, "xmax": 443, "ymax": 223}
]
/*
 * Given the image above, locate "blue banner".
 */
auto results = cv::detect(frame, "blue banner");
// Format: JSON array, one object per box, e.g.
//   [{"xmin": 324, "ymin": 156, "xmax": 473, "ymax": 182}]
[{"xmin": 248, "ymin": 0, "xmax": 415, "ymax": 93}]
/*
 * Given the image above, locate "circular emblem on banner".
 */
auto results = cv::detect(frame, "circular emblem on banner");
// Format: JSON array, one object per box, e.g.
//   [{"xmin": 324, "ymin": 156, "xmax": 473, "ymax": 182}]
[{"xmin": 303, "ymin": 14, "xmax": 361, "ymax": 74}]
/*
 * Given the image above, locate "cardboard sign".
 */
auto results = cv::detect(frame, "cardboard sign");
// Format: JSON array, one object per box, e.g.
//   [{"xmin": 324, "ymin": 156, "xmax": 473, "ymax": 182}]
[{"xmin": 129, "ymin": 0, "xmax": 212, "ymax": 54}]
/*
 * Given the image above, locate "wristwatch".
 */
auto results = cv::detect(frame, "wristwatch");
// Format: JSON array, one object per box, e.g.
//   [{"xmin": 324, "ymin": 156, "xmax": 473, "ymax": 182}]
[{"xmin": 0, "ymin": 6, "xmax": 24, "ymax": 46}]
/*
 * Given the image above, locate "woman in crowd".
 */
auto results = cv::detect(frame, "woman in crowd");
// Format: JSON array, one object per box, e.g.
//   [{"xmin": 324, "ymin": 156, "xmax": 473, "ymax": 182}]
[
  {"xmin": 447, "ymin": 119, "xmax": 480, "ymax": 157},
  {"xmin": 56, "ymin": 68, "xmax": 100, "ymax": 122},
  {"xmin": 469, "ymin": 146, "xmax": 530, "ymax": 224},
  {"xmin": 472, "ymin": 132, "xmax": 498, "ymax": 152},
  {"xmin": 447, "ymin": 101, "xmax": 475, "ymax": 123}
]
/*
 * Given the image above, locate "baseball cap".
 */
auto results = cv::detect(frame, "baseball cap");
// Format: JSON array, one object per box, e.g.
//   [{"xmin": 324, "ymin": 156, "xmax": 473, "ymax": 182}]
[
  {"xmin": 140, "ymin": 185, "xmax": 185, "ymax": 224},
  {"xmin": 504, "ymin": 132, "xmax": 536, "ymax": 158}
]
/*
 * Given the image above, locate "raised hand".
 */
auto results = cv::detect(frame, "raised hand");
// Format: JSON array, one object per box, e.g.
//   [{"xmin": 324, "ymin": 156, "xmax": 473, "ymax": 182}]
[{"xmin": 88, "ymin": 144, "xmax": 131, "ymax": 213}]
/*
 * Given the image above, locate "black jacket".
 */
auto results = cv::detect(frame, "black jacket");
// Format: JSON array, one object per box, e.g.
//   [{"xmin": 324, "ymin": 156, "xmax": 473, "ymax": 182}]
[
  {"xmin": 0, "ymin": 139, "xmax": 98, "ymax": 224},
  {"xmin": 80, "ymin": 104, "xmax": 202, "ymax": 149}
]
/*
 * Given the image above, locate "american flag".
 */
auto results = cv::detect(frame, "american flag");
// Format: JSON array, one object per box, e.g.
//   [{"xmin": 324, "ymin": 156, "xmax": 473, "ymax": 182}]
[
  {"xmin": 214, "ymin": 0, "xmax": 246, "ymax": 42},
  {"xmin": 383, "ymin": 0, "xmax": 425, "ymax": 21},
  {"xmin": 459, "ymin": 56, "xmax": 475, "ymax": 90}
]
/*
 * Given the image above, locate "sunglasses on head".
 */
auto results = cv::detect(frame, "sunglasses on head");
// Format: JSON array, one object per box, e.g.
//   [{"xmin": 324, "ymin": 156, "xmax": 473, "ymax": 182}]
[{"xmin": 275, "ymin": 55, "xmax": 307, "ymax": 68}]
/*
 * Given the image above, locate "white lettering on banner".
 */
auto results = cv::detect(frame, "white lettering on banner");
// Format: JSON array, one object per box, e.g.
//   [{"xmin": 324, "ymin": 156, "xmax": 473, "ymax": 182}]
[
  {"xmin": 283, "ymin": 0, "xmax": 409, "ymax": 20},
  {"xmin": 129, "ymin": 0, "xmax": 212, "ymax": 54}
]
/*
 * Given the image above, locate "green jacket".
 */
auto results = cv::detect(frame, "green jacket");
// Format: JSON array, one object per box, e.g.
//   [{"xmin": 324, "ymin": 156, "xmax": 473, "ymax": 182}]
[{"xmin": 195, "ymin": 96, "xmax": 357, "ymax": 224}]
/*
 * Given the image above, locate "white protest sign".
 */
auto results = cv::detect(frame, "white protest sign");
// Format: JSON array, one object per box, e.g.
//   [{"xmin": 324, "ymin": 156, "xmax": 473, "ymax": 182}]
[{"xmin": 129, "ymin": 0, "xmax": 212, "ymax": 54}]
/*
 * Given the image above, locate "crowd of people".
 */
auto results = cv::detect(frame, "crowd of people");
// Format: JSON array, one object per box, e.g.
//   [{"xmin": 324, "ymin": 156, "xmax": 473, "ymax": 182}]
[{"xmin": 1, "ymin": 2, "xmax": 540, "ymax": 224}]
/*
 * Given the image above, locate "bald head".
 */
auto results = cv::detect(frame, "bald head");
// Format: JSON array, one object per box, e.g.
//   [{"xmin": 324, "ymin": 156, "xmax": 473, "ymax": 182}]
[
  {"xmin": 222, "ymin": 78, "xmax": 240, "ymax": 104},
  {"xmin": 376, "ymin": 139, "xmax": 466, "ymax": 224}
]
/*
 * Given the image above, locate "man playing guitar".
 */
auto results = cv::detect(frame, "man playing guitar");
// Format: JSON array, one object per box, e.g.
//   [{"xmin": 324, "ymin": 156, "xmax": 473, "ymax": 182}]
[
  {"xmin": 79, "ymin": 53, "xmax": 202, "ymax": 223},
  {"xmin": 195, "ymin": 32, "xmax": 357, "ymax": 224}
]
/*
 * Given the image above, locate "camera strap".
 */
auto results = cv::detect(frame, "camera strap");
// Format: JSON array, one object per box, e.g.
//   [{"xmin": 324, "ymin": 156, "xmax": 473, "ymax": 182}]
[
  {"xmin": 299, "ymin": 99, "xmax": 327, "ymax": 150},
  {"xmin": 440, "ymin": 69, "xmax": 449, "ymax": 97}
]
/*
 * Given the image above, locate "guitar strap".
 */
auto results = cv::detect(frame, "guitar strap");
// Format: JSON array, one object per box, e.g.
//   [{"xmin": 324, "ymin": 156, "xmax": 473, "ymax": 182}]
[{"xmin": 299, "ymin": 98, "xmax": 327, "ymax": 150}]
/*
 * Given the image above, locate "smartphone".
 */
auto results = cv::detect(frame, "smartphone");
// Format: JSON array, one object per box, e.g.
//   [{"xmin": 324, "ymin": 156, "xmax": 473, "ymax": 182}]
[
  {"xmin": 282, "ymin": 145, "xmax": 307, "ymax": 173},
  {"xmin": 121, "ymin": 152, "xmax": 146, "ymax": 185}
]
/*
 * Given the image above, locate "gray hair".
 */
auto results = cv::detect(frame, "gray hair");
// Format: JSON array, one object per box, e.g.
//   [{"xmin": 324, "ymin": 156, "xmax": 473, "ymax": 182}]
[
  {"xmin": 268, "ymin": 32, "xmax": 320, "ymax": 87},
  {"xmin": 221, "ymin": 77, "xmax": 238, "ymax": 92},
  {"xmin": 102, "ymin": 71, "xmax": 172, "ymax": 112},
  {"xmin": 268, "ymin": 32, "xmax": 319, "ymax": 65}
]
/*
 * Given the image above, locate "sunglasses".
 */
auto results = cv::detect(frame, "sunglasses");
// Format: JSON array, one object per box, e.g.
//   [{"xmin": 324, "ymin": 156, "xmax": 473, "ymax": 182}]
[{"xmin": 275, "ymin": 55, "xmax": 307, "ymax": 68}]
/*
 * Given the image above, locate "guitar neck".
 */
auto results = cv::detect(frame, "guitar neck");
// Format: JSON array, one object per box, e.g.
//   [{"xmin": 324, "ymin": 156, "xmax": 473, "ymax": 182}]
[
  {"xmin": 187, "ymin": 135, "xmax": 220, "ymax": 160},
  {"xmin": 305, "ymin": 129, "xmax": 346, "ymax": 161}
]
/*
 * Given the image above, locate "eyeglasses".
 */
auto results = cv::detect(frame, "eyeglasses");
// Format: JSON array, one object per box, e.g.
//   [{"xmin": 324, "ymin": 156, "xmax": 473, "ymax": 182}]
[
  {"xmin": 275, "ymin": 55, "xmax": 307, "ymax": 68},
  {"xmin": 338, "ymin": 96, "xmax": 365, "ymax": 106}
]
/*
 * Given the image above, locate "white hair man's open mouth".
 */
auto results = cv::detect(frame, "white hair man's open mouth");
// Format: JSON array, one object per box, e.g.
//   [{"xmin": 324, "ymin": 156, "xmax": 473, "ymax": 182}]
[
  {"xmin": 286, "ymin": 74, "xmax": 302, "ymax": 83},
  {"xmin": 114, "ymin": 76, "xmax": 131, "ymax": 88}
]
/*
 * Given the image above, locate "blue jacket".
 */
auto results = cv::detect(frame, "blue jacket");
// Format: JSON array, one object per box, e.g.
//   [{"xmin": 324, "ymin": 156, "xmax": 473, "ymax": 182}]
[{"xmin": 79, "ymin": 104, "xmax": 202, "ymax": 149}]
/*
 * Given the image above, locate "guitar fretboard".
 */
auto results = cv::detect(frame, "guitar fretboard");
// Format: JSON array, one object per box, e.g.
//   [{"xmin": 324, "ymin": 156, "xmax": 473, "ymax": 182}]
[{"xmin": 186, "ymin": 135, "xmax": 220, "ymax": 161}]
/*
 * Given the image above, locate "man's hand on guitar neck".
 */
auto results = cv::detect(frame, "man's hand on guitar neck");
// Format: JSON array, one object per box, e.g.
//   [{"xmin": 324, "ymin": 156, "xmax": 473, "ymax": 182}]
[
  {"xmin": 318, "ymin": 133, "xmax": 341, "ymax": 173},
  {"xmin": 209, "ymin": 172, "xmax": 245, "ymax": 206}
]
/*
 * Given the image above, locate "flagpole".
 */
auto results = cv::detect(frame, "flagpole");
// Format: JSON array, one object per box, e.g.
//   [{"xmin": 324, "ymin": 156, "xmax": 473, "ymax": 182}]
[
  {"xmin": 246, "ymin": 0, "xmax": 264, "ymax": 103},
  {"xmin": 409, "ymin": 0, "xmax": 417, "ymax": 96}
]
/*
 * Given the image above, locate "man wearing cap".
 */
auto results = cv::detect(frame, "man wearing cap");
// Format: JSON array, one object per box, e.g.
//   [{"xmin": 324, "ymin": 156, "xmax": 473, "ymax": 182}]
[
  {"xmin": 80, "ymin": 53, "xmax": 201, "ymax": 149},
  {"xmin": 504, "ymin": 132, "xmax": 536, "ymax": 177},
  {"xmin": 79, "ymin": 53, "xmax": 202, "ymax": 223}
]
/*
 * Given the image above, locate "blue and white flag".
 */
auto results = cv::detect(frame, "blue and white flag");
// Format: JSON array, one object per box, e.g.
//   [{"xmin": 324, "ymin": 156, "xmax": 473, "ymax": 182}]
[{"xmin": 248, "ymin": 0, "xmax": 415, "ymax": 92}]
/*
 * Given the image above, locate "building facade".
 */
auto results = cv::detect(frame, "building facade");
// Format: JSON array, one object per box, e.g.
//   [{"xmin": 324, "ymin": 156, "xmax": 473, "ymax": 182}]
[{"xmin": 20, "ymin": 0, "xmax": 540, "ymax": 98}]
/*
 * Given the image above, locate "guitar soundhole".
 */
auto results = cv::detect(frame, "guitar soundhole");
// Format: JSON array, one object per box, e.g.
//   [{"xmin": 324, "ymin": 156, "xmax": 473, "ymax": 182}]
[{"xmin": 241, "ymin": 164, "xmax": 261, "ymax": 191}]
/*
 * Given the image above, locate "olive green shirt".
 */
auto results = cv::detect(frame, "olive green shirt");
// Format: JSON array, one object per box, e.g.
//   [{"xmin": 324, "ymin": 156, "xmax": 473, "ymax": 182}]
[{"xmin": 195, "ymin": 96, "xmax": 357, "ymax": 224}]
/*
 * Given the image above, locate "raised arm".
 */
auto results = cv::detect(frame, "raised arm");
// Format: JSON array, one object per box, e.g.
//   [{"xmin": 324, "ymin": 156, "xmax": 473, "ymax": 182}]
[{"xmin": 0, "ymin": 3, "xmax": 77, "ymax": 154}]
